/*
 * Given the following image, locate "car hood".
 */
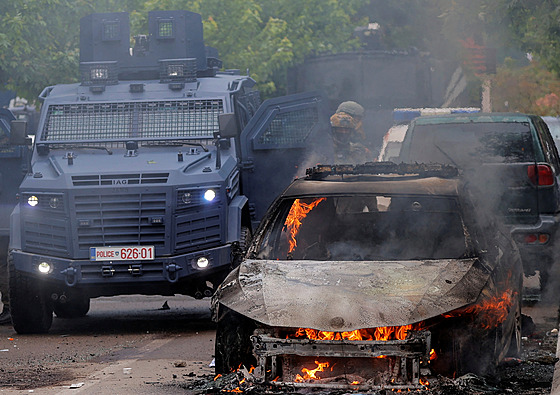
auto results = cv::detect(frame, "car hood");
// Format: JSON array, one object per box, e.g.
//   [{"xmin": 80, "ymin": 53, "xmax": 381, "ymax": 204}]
[{"xmin": 216, "ymin": 258, "xmax": 489, "ymax": 331}]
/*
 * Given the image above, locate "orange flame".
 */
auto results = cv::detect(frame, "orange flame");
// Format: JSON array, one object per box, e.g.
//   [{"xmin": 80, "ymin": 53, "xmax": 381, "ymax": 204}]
[
  {"xmin": 419, "ymin": 377, "xmax": 430, "ymax": 386},
  {"xmin": 429, "ymin": 349, "xmax": 437, "ymax": 361},
  {"xmin": 295, "ymin": 361, "xmax": 330, "ymax": 382},
  {"xmin": 213, "ymin": 373, "xmax": 222, "ymax": 381},
  {"xmin": 444, "ymin": 290, "xmax": 514, "ymax": 329},
  {"xmin": 284, "ymin": 198, "xmax": 326, "ymax": 253},
  {"xmin": 294, "ymin": 324, "xmax": 422, "ymax": 342}
]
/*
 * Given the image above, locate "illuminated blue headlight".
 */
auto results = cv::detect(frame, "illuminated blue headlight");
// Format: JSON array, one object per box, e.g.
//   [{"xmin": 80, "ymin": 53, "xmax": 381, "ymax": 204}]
[
  {"xmin": 204, "ymin": 189, "xmax": 216, "ymax": 202},
  {"xmin": 27, "ymin": 196, "xmax": 39, "ymax": 207}
]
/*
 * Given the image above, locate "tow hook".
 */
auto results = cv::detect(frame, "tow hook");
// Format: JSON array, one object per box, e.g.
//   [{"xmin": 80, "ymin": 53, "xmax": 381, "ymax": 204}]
[
  {"xmin": 101, "ymin": 265, "xmax": 115, "ymax": 277},
  {"xmin": 61, "ymin": 267, "xmax": 78, "ymax": 286},
  {"xmin": 128, "ymin": 264, "xmax": 143, "ymax": 276},
  {"xmin": 165, "ymin": 263, "xmax": 182, "ymax": 283}
]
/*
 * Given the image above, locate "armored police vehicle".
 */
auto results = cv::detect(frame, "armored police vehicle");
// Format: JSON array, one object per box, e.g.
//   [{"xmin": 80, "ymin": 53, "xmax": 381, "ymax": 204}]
[{"xmin": 9, "ymin": 10, "xmax": 326, "ymax": 334}]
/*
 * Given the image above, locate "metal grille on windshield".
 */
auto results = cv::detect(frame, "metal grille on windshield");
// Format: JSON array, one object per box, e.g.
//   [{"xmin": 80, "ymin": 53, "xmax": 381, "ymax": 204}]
[{"xmin": 41, "ymin": 99, "xmax": 224, "ymax": 142}]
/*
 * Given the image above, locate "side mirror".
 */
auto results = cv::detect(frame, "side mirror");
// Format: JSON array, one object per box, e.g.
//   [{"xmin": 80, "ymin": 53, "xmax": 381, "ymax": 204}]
[
  {"xmin": 217, "ymin": 113, "xmax": 239, "ymax": 139},
  {"xmin": 10, "ymin": 120, "xmax": 29, "ymax": 145}
]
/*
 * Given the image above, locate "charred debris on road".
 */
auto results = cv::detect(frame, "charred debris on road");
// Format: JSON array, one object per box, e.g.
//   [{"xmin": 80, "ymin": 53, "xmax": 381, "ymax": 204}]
[{"xmin": 165, "ymin": 327, "xmax": 557, "ymax": 394}]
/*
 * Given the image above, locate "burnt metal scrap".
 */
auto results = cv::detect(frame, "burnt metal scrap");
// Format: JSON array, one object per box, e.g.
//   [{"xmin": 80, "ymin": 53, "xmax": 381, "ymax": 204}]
[
  {"xmin": 251, "ymin": 329, "xmax": 431, "ymax": 390},
  {"xmin": 215, "ymin": 259, "xmax": 489, "ymax": 331},
  {"xmin": 305, "ymin": 162, "xmax": 459, "ymax": 180}
]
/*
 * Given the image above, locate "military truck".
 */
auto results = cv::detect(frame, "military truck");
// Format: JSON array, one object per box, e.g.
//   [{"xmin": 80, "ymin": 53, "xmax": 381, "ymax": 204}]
[{"xmin": 8, "ymin": 10, "xmax": 327, "ymax": 334}]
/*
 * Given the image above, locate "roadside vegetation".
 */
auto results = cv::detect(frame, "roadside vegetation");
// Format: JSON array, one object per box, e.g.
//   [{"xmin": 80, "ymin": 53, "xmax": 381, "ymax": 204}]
[{"xmin": 2, "ymin": 0, "xmax": 560, "ymax": 114}]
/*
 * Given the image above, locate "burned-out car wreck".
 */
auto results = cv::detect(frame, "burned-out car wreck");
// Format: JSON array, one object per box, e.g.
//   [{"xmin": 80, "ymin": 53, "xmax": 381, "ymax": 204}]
[{"xmin": 211, "ymin": 163, "xmax": 523, "ymax": 391}]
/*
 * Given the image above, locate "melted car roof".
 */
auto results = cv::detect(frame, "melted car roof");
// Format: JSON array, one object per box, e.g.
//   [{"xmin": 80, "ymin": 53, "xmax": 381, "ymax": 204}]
[{"xmin": 282, "ymin": 176, "xmax": 459, "ymax": 198}]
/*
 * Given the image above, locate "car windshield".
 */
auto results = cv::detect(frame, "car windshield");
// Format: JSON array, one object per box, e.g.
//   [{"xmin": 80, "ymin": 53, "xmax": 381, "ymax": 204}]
[
  {"xmin": 406, "ymin": 122, "xmax": 534, "ymax": 166},
  {"xmin": 256, "ymin": 195, "xmax": 470, "ymax": 261}
]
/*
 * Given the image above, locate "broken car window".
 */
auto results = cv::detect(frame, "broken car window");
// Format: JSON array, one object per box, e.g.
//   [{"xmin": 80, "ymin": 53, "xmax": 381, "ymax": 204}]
[{"xmin": 256, "ymin": 195, "xmax": 469, "ymax": 261}]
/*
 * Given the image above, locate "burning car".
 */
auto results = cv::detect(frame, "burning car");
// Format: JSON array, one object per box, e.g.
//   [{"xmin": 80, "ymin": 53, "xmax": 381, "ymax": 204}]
[{"xmin": 211, "ymin": 163, "xmax": 523, "ymax": 391}]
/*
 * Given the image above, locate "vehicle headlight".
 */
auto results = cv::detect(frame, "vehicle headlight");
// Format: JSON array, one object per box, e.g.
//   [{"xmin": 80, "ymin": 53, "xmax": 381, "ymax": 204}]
[
  {"xmin": 38, "ymin": 262, "xmax": 52, "ymax": 274},
  {"xmin": 49, "ymin": 197, "xmax": 60, "ymax": 209},
  {"xmin": 27, "ymin": 196, "xmax": 39, "ymax": 207},
  {"xmin": 181, "ymin": 192, "xmax": 192, "ymax": 204},
  {"xmin": 196, "ymin": 257, "xmax": 209, "ymax": 268},
  {"xmin": 203, "ymin": 189, "xmax": 216, "ymax": 202}
]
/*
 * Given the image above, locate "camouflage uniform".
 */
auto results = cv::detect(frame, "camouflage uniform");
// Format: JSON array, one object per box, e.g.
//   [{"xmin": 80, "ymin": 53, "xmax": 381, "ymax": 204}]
[
  {"xmin": 330, "ymin": 111, "xmax": 371, "ymax": 164},
  {"xmin": 336, "ymin": 101, "xmax": 367, "ymax": 146}
]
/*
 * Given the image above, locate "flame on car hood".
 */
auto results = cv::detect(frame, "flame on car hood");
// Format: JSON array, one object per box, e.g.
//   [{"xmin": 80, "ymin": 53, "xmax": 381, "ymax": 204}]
[{"xmin": 216, "ymin": 258, "xmax": 490, "ymax": 331}]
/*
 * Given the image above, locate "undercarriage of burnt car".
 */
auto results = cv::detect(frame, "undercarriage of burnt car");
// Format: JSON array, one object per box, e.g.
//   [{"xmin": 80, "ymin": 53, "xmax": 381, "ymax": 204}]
[
  {"xmin": 213, "ymin": 186, "xmax": 524, "ymax": 390},
  {"xmin": 251, "ymin": 325, "xmax": 432, "ymax": 390}
]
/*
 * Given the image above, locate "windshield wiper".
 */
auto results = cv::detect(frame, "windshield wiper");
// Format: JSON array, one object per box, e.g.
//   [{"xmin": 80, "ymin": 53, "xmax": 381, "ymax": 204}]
[
  {"xmin": 434, "ymin": 143, "xmax": 458, "ymax": 168},
  {"xmin": 144, "ymin": 141, "xmax": 209, "ymax": 152}
]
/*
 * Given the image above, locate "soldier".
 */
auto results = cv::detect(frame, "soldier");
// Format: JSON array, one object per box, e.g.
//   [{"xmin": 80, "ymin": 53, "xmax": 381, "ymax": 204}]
[
  {"xmin": 330, "ymin": 107, "xmax": 371, "ymax": 164},
  {"xmin": 335, "ymin": 101, "xmax": 367, "ymax": 146}
]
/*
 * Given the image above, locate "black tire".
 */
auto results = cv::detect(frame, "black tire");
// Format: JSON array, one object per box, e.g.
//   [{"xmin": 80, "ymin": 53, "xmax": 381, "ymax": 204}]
[
  {"xmin": 239, "ymin": 226, "xmax": 252, "ymax": 253},
  {"xmin": 8, "ymin": 257, "xmax": 53, "ymax": 334},
  {"xmin": 214, "ymin": 305, "xmax": 256, "ymax": 374},
  {"xmin": 53, "ymin": 294, "xmax": 90, "ymax": 318},
  {"xmin": 458, "ymin": 328, "xmax": 498, "ymax": 376},
  {"xmin": 506, "ymin": 296, "xmax": 522, "ymax": 358},
  {"xmin": 432, "ymin": 323, "xmax": 498, "ymax": 377}
]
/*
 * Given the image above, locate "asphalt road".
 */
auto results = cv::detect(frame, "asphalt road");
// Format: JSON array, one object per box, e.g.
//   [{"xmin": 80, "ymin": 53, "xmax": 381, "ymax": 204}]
[
  {"xmin": 0, "ymin": 292, "xmax": 558, "ymax": 395},
  {"xmin": 0, "ymin": 295, "xmax": 216, "ymax": 394}
]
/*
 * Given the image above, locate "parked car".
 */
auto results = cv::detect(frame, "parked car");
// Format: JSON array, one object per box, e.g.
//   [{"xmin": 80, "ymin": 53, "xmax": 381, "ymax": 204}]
[
  {"xmin": 398, "ymin": 112, "xmax": 560, "ymax": 289},
  {"xmin": 543, "ymin": 116, "xmax": 560, "ymax": 149},
  {"xmin": 212, "ymin": 163, "xmax": 523, "ymax": 391},
  {"xmin": 377, "ymin": 107, "xmax": 480, "ymax": 162}
]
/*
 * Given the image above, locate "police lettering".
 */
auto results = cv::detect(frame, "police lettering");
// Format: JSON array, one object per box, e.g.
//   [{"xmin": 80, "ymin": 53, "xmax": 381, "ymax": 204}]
[{"xmin": 97, "ymin": 250, "xmax": 115, "ymax": 258}]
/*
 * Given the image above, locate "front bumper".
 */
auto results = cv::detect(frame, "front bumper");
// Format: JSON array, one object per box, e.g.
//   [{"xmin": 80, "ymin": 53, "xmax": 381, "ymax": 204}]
[
  {"xmin": 11, "ymin": 244, "xmax": 233, "ymax": 290},
  {"xmin": 250, "ymin": 329, "xmax": 431, "ymax": 390}
]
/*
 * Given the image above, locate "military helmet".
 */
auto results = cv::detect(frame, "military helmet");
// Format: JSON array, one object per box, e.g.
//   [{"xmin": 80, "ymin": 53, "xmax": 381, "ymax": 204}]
[
  {"xmin": 330, "ymin": 112, "xmax": 356, "ymax": 129},
  {"xmin": 336, "ymin": 101, "xmax": 365, "ymax": 118}
]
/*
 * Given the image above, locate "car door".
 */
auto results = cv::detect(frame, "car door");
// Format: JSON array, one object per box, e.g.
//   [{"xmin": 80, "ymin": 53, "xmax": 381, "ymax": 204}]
[{"xmin": 238, "ymin": 91, "xmax": 330, "ymax": 228}]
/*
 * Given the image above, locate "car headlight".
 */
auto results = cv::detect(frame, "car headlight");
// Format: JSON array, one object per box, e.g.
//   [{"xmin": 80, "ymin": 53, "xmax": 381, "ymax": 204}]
[
  {"xmin": 181, "ymin": 192, "xmax": 192, "ymax": 204},
  {"xmin": 204, "ymin": 189, "xmax": 216, "ymax": 202},
  {"xmin": 27, "ymin": 195, "xmax": 39, "ymax": 207},
  {"xmin": 38, "ymin": 262, "xmax": 52, "ymax": 274},
  {"xmin": 49, "ymin": 197, "xmax": 60, "ymax": 209},
  {"xmin": 196, "ymin": 257, "xmax": 209, "ymax": 268}
]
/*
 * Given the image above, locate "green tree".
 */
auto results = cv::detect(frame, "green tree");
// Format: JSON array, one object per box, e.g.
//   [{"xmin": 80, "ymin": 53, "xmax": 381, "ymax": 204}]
[
  {"xmin": 499, "ymin": 0, "xmax": 560, "ymax": 76},
  {"xmin": 141, "ymin": 0, "xmax": 361, "ymax": 96},
  {"xmin": 0, "ymin": 0, "xmax": 145, "ymax": 102}
]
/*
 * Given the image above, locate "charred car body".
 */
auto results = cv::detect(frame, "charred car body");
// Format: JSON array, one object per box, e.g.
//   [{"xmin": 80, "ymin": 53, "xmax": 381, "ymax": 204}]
[
  {"xmin": 398, "ymin": 113, "xmax": 560, "ymax": 289},
  {"xmin": 8, "ymin": 11, "xmax": 326, "ymax": 334},
  {"xmin": 212, "ymin": 163, "xmax": 523, "ymax": 391}
]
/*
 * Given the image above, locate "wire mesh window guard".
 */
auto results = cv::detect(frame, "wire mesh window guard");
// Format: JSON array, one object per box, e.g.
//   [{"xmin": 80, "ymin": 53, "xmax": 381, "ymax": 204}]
[{"xmin": 41, "ymin": 99, "xmax": 224, "ymax": 142}]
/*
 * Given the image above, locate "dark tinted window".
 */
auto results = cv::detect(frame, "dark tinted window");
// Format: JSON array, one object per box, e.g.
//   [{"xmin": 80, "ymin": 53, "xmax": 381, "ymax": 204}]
[
  {"xmin": 256, "ymin": 195, "xmax": 469, "ymax": 261},
  {"xmin": 406, "ymin": 122, "xmax": 534, "ymax": 166}
]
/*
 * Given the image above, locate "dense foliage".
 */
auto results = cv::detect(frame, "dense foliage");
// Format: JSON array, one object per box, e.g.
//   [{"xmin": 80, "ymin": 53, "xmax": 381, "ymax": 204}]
[{"xmin": 3, "ymin": 0, "xmax": 560, "ymax": 114}]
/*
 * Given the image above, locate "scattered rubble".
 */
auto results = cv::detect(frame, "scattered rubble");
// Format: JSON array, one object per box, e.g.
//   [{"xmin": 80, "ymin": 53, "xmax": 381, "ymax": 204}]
[{"xmin": 170, "ymin": 330, "xmax": 557, "ymax": 395}]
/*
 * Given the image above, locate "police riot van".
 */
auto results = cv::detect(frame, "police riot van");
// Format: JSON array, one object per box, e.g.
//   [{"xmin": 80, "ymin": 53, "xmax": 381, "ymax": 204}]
[{"xmin": 9, "ymin": 10, "xmax": 327, "ymax": 333}]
